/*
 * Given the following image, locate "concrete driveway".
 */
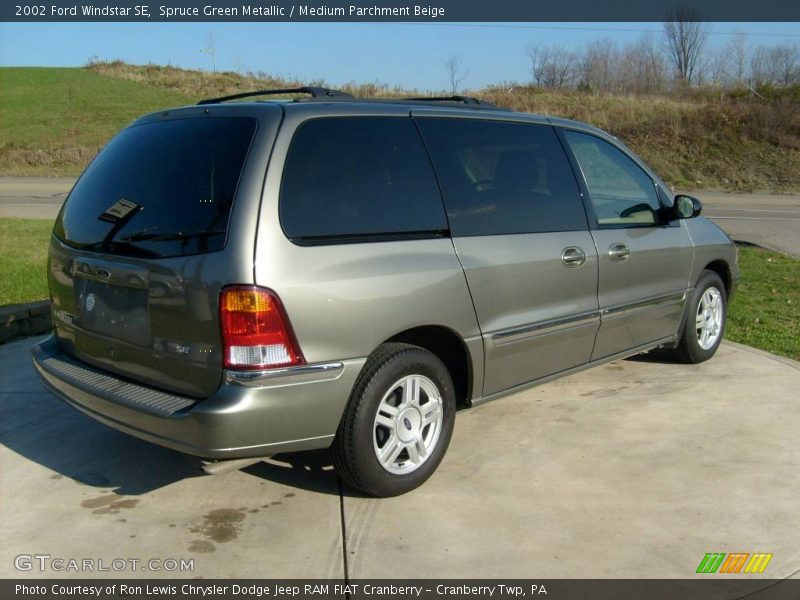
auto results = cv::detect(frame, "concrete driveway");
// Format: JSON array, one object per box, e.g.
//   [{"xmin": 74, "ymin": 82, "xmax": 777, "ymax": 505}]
[
  {"xmin": 1, "ymin": 335, "xmax": 799, "ymax": 580},
  {"xmin": 3, "ymin": 178, "xmax": 799, "ymax": 257}
]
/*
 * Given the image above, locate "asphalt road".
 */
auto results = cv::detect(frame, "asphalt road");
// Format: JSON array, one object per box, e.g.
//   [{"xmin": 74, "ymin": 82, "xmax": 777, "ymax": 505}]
[
  {"xmin": 697, "ymin": 191, "xmax": 800, "ymax": 258},
  {"xmin": 0, "ymin": 177, "xmax": 73, "ymax": 221},
  {"xmin": 1, "ymin": 178, "xmax": 799, "ymax": 257},
  {"xmin": 2, "ymin": 335, "xmax": 800, "ymax": 582}
]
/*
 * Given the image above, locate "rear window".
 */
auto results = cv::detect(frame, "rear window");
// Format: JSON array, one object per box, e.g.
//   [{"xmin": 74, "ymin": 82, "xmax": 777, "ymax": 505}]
[
  {"xmin": 279, "ymin": 117, "xmax": 447, "ymax": 243},
  {"xmin": 415, "ymin": 118, "xmax": 587, "ymax": 236},
  {"xmin": 54, "ymin": 117, "xmax": 257, "ymax": 258}
]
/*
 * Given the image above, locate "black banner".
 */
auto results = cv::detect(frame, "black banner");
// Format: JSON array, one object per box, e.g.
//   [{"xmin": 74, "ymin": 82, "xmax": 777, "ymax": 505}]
[
  {"xmin": 3, "ymin": 0, "xmax": 800, "ymax": 22},
  {"xmin": 3, "ymin": 580, "xmax": 800, "ymax": 600}
]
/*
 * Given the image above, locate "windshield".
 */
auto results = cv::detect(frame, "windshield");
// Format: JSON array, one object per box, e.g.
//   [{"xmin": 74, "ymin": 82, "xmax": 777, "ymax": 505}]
[{"xmin": 54, "ymin": 116, "xmax": 257, "ymax": 258}]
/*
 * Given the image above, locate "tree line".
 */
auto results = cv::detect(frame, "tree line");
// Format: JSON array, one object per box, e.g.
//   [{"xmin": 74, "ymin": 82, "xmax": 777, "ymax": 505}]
[{"xmin": 445, "ymin": 17, "xmax": 799, "ymax": 95}]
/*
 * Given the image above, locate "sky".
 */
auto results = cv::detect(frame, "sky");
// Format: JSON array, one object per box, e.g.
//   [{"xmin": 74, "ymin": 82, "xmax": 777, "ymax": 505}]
[{"xmin": 1, "ymin": 22, "xmax": 799, "ymax": 90}]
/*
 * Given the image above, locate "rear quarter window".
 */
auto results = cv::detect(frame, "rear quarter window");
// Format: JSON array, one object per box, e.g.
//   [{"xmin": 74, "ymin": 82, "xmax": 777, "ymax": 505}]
[
  {"xmin": 279, "ymin": 117, "xmax": 448, "ymax": 244},
  {"xmin": 54, "ymin": 117, "xmax": 257, "ymax": 258}
]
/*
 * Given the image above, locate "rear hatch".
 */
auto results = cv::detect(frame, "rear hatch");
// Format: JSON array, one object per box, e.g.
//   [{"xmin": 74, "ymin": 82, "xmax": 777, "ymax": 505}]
[{"xmin": 48, "ymin": 107, "xmax": 277, "ymax": 397}]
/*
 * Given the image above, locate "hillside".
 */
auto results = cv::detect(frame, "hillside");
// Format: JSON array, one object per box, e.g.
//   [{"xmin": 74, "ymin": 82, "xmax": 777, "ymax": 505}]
[
  {"xmin": 1, "ymin": 62, "xmax": 800, "ymax": 191},
  {"xmin": 0, "ymin": 67, "xmax": 191, "ymax": 176}
]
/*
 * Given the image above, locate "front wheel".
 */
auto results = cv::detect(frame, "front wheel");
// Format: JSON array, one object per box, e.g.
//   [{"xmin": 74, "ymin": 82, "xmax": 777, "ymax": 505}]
[
  {"xmin": 670, "ymin": 270, "xmax": 727, "ymax": 364},
  {"xmin": 331, "ymin": 343, "xmax": 456, "ymax": 497}
]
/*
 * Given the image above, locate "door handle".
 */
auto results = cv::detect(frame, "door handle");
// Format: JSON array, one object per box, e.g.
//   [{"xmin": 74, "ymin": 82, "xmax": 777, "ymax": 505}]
[
  {"xmin": 608, "ymin": 243, "xmax": 631, "ymax": 261},
  {"xmin": 561, "ymin": 246, "xmax": 586, "ymax": 267}
]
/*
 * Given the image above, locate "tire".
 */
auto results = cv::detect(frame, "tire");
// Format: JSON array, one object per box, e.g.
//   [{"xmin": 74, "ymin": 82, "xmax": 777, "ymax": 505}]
[
  {"xmin": 331, "ymin": 343, "xmax": 456, "ymax": 497},
  {"xmin": 670, "ymin": 270, "xmax": 727, "ymax": 364}
]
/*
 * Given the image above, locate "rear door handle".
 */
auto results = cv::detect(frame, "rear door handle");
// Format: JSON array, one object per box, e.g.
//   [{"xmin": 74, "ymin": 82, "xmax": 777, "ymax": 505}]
[
  {"xmin": 608, "ymin": 243, "xmax": 630, "ymax": 261},
  {"xmin": 561, "ymin": 246, "xmax": 586, "ymax": 267}
]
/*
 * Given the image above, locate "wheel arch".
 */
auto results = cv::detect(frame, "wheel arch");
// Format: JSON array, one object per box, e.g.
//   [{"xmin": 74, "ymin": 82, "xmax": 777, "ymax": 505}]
[
  {"xmin": 702, "ymin": 259, "xmax": 732, "ymax": 298},
  {"xmin": 382, "ymin": 325, "xmax": 475, "ymax": 409}
]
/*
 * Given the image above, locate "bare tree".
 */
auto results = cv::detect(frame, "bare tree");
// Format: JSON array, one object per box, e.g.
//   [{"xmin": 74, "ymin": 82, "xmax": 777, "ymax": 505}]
[
  {"xmin": 579, "ymin": 39, "xmax": 617, "ymax": 91},
  {"xmin": 662, "ymin": 10, "xmax": 711, "ymax": 85},
  {"xmin": 619, "ymin": 34, "xmax": 668, "ymax": 94},
  {"xmin": 750, "ymin": 44, "xmax": 773, "ymax": 86},
  {"xmin": 705, "ymin": 46, "xmax": 732, "ymax": 87},
  {"xmin": 232, "ymin": 54, "xmax": 245, "ymax": 75},
  {"xmin": 749, "ymin": 43, "xmax": 799, "ymax": 87},
  {"xmin": 725, "ymin": 32, "xmax": 750, "ymax": 85},
  {"xmin": 771, "ymin": 43, "xmax": 800, "ymax": 86},
  {"xmin": 443, "ymin": 54, "xmax": 468, "ymax": 94},
  {"xmin": 691, "ymin": 52, "xmax": 710, "ymax": 86},
  {"xmin": 527, "ymin": 44, "xmax": 576, "ymax": 88},
  {"xmin": 201, "ymin": 32, "xmax": 217, "ymax": 73}
]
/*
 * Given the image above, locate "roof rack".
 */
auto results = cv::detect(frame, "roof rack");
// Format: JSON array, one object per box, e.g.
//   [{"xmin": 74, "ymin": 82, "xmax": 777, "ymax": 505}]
[
  {"xmin": 404, "ymin": 95, "xmax": 493, "ymax": 106},
  {"xmin": 197, "ymin": 87, "xmax": 353, "ymax": 105}
]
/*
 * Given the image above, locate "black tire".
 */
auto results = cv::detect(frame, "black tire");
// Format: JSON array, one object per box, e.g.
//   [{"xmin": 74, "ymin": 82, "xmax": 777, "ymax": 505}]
[
  {"xmin": 331, "ymin": 343, "xmax": 456, "ymax": 497},
  {"xmin": 670, "ymin": 270, "xmax": 727, "ymax": 364}
]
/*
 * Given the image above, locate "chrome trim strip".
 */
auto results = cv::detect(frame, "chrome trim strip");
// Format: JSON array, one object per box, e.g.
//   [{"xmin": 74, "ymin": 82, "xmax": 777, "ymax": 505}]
[
  {"xmin": 472, "ymin": 334, "xmax": 678, "ymax": 407},
  {"xmin": 601, "ymin": 291, "xmax": 688, "ymax": 319},
  {"xmin": 224, "ymin": 362, "xmax": 344, "ymax": 388},
  {"xmin": 492, "ymin": 310, "xmax": 601, "ymax": 345},
  {"xmin": 489, "ymin": 290, "xmax": 689, "ymax": 346}
]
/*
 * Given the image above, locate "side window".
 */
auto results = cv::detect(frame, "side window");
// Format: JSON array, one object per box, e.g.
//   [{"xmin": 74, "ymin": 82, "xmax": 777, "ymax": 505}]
[
  {"xmin": 280, "ymin": 117, "xmax": 447, "ymax": 242},
  {"xmin": 415, "ymin": 118, "xmax": 586, "ymax": 237},
  {"xmin": 564, "ymin": 130, "xmax": 661, "ymax": 227}
]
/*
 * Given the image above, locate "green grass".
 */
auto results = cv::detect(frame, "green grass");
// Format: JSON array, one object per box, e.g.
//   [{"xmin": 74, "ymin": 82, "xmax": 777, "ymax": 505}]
[
  {"xmin": 725, "ymin": 246, "xmax": 800, "ymax": 361},
  {"xmin": 0, "ymin": 67, "xmax": 191, "ymax": 176},
  {"xmin": 0, "ymin": 219, "xmax": 52, "ymax": 305},
  {"xmin": 2, "ymin": 218, "xmax": 797, "ymax": 362}
]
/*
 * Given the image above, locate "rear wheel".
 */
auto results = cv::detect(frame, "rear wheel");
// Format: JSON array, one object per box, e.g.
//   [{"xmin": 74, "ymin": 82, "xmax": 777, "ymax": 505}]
[
  {"xmin": 331, "ymin": 343, "xmax": 456, "ymax": 497},
  {"xmin": 670, "ymin": 270, "xmax": 727, "ymax": 364}
]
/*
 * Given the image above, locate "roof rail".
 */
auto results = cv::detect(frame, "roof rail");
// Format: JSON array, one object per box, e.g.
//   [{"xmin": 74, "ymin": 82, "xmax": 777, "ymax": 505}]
[
  {"xmin": 198, "ymin": 87, "xmax": 353, "ymax": 105},
  {"xmin": 404, "ymin": 95, "xmax": 494, "ymax": 106}
]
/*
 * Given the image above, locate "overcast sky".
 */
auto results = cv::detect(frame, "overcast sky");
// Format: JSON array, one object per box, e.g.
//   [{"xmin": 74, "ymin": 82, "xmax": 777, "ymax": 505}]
[{"xmin": 1, "ymin": 22, "xmax": 799, "ymax": 90}]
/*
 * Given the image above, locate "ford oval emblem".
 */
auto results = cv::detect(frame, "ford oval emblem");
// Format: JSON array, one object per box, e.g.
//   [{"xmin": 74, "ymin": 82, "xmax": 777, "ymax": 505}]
[
  {"xmin": 85, "ymin": 293, "xmax": 96, "ymax": 312},
  {"xmin": 403, "ymin": 417, "xmax": 412, "ymax": 431},
  {"xmin": 97, "ymin": 268, "xmax": 111, "ymax": 279}
]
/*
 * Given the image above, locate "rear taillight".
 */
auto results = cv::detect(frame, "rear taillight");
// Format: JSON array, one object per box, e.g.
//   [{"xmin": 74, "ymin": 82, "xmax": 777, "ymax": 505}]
[{"xmin": 220, "ymin": 286, "xmax": 304, "ymax": 370}]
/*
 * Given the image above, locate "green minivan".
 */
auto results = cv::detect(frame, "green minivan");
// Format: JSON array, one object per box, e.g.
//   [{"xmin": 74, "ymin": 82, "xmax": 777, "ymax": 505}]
[{"xmin": 32, "ymin": 88, "xmax": 738, "ymax": 496}]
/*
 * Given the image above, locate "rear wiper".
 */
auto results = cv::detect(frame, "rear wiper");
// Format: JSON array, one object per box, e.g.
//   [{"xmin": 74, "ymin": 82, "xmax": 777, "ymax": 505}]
[{"xmin": 120, "ymin": 230, "xmax": 226, "ymax": 243}]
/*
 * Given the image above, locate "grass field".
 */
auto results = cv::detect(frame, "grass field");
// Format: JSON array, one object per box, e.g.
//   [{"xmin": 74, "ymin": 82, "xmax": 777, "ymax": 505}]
[
  {"xmin": 1, "ymin": 62, "xmax": 800, "ymax": 190},
  {"xmin": 725, "ymin": 246, "xmax": 800, "ymax": 360},
  {"xmin": 0, "ymin": 67, "xmax": 190, "ymax": 176},
  {"xmin": 0, "ymin": 219, "xmax": 52, "ymax": 306},
  {"xmin": 1, "ymin": 217, "xmax": 797, "ymax": 361}
]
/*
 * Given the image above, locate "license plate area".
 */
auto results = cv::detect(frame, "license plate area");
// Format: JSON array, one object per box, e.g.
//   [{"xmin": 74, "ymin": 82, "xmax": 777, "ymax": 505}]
[{"xmin": 74, "ymin": 261, "xmax": 151, "ymax": 346}]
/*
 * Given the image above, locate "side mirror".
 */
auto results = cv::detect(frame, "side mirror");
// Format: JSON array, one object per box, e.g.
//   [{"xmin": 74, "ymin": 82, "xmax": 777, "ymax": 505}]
[{"xmin": 672, "ymin": 194, "xmax": 702, "ymax": 220}]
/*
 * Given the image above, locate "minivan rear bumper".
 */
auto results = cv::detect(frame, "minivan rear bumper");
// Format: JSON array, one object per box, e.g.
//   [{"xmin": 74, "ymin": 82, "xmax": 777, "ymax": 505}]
[{"xmin": 31, "ymin": 334, "xmax": 365, "ymax": 458}]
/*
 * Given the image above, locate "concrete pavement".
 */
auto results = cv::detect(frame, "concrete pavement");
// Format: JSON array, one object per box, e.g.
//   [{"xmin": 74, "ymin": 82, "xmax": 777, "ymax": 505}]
[
  {"xmin": 2, "ymin": 335, "xmax": 799, "ymax": 579},
  {"xmin": 3, "ymin": 177, "xmax": 799, "ymax": 257},
  {"xmin": 0, "ymin": 336, "xmax": 345, "ymax": 579}
]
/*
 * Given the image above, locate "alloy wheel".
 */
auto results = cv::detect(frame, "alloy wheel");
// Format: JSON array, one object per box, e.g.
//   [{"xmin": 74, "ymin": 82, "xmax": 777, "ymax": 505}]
[
  {"xmin": 372, "ymin": 375, "xmax": 444, "ymax": 474},
  {"xmin": 696, "ymin": 287, "xmax": 723, "ymax": 350}
]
